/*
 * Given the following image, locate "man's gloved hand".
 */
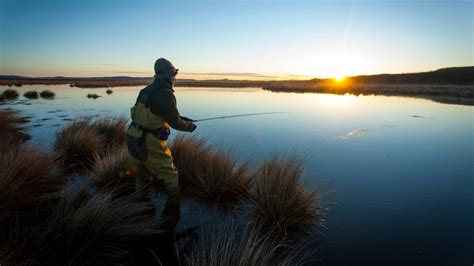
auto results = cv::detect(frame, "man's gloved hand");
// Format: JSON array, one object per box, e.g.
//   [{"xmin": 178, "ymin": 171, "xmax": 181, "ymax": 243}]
[
  {"xmin": 180, "ymin": 116, "xmax": 194, "ymax": 122},
  {"xmin": 190, "ymin": 123, "xmax": 197, "ymax": 132}
]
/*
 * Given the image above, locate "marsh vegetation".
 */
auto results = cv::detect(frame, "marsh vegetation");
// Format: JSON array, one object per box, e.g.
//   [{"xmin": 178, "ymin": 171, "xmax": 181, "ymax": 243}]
[
  {"xmin": 0, "ymin": 112, "xmax": 327, "ymax": 265},
  {"xmin": 2, "ymin": 89, "xmax": 19, "ymax": 99},
  {"xmin": 1, "ymin": 66, "xmax": 472, "ymax": 105},
  {"xmin": 23, "ymin": 90, "xmax": 39, "ymax": 99},
  {"xmin": 39, "ymin": 90, "xmax": 55, "ymax": 99}
]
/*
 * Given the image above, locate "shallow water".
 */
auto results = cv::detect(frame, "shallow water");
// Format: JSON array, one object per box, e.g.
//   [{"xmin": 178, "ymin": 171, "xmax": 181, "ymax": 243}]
[{"xmin": 1, "ymin": 85, "xmax": 473, "ymax": 265}]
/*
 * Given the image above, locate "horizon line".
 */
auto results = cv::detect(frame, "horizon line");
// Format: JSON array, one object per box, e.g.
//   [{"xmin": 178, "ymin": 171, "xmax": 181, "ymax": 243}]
[{"xmin": 1, "ymin": 65, "xmax": 472, "ymax": 81}]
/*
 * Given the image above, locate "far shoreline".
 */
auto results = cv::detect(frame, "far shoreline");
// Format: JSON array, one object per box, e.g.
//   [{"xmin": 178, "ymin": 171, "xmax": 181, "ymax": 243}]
[{"xmin": 1, "ymin": 66, "xmax": 473, "ymax": 106}]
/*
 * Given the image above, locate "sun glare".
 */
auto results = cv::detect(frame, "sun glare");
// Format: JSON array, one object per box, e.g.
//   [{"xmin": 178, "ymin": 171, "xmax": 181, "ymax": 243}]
[{"xmin": 334, "ymin": 75, "xmax": 345, "ymax": 82}]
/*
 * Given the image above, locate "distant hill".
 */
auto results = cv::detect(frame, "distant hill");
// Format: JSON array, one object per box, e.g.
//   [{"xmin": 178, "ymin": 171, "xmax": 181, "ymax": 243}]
[
  {"xmin": 347, "ymin": 66, "xmax": 474, "ymax": 85},
  {"xmin": 0, "ymin": 67, "xmax": 473, "ymax": 87}
]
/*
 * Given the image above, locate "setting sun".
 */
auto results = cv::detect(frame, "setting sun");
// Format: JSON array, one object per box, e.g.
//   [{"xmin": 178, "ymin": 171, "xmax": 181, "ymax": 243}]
[{"xmin": 334, "ymin": 75, "xmax": 346, "ymax": 82}]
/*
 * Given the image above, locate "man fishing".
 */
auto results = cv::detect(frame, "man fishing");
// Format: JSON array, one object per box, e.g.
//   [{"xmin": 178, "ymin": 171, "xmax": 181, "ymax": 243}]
[{"xmin": 126, "ymin": 58, "xmax": 196, "ymax": 233}]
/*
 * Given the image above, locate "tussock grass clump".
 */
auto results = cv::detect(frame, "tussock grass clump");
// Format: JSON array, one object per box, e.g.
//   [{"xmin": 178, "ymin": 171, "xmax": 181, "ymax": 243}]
[
  {"xmin": 54, "ymin": 118, "xmax": 127, "ymax": 173},
  {"xmin": 247, "ymin": 156, "xmax": 325, "ymax": 237},
  {"xmin": 87, "ymin": 93, "xmax": 101, "ymax": 99},
  {"xmin": 0, "ymin": 111, "xmax": 31, "ymax": 144},
  {"xmin": 54, "ymin": 120, "xmax": 103, "ymax": 173},
  {"xmin": 0, "ymin": 222, "xmax": 39, "ymax": 265},
  {"xmin": 39, "ymin": 90, "xmax": 55, "ymax": 98},
  {"xmin": 23, "ymin": 90, "xmax": 39, "ymax": 99},
  {"xmin": 2, "ymin": 89, "xmax": 19, "ymax": 99},
  {"xmin": 93, "ymin": 117, "xmax": 128, "ymax": 151},
  {"xmin": 171, "ymin": 135, "xmax": 251, "ymax": 205},
  {"xmin": 89, "ymin": 147, "xmax": 133, "ymax": 191},
  {"xmin": 183, "ymin": 222, "xmax": 316, "ymax": 266},
  {"xmin": 34, "ymin": 187, "xmax": 164, "ymax": 265},
  {"xmin": 0, "ymin": 145, "xmax": 61, "ymax": 227},
  {"xmin": 106, "ymin": 89, "xmax": 113, "ymax": 94}
]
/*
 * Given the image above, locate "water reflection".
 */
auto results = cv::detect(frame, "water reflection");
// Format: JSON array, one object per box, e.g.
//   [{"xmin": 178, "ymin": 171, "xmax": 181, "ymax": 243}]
[{"xmin": 336, "ymin": 124, "xmax": 395, "ymax": 139}]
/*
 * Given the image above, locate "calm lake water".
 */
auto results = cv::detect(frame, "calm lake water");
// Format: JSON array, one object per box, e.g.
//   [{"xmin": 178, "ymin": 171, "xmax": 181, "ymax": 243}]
[{"xmin": 2, "ymin": 85, "xmax": 473, "ymax": 266}]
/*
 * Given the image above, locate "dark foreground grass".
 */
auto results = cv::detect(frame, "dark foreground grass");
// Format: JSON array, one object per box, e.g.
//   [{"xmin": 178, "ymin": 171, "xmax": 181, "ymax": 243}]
[
  {"xmin": 182, "ymin": 221, "xmax": 317, "ymax": 266},
  {"xmin": 0, "ymin": 144, "xmax": 62, "ymax": 234},
  {"xmin": 1, "ymin": 185, "xmax": 166, "ymax": 265},
  {"xmin": 33, "ymin": 186, "xmax": 164, "ymax": 265},
  {"xmin": 246, "ymin": 155, "xmax": 325, "ymax": 237},
  {"xmin": 0, "ymin": 111, "xmax": 31, "ymax": 144},
  {"xmin": 171, "ymin": 135, "xmax": 251, "ymax": 206}
]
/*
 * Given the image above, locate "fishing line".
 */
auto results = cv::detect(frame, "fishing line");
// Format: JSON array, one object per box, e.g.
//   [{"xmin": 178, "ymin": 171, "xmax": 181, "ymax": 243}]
[{"xmin": 193, "ymin": 112, "xmax": 285, "ymax": 122}]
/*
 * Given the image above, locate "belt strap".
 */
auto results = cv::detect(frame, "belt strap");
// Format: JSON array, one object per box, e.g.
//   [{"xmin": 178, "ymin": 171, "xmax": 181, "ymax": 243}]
[{"xmin": 131, "ymin": 121, "xmax": 170, "ymax": 140}]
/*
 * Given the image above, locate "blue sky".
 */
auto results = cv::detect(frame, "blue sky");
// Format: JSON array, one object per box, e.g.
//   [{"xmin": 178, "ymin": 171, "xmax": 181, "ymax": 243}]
[{"xmin": 0, "ymin": 0, "xmax": 472, "ymax": 79}]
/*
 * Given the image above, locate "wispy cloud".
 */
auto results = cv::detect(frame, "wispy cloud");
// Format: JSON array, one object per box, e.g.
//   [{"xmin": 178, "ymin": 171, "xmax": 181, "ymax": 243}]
[
  {"xmin": 180, "ymin": 72, "xmax": 314, "ymax": 80},
  {"xmin": 111, "ymin": 71, "xmax": 152, "ymax": 75},
  {"xmin": 181, "ymin": 72, "xmax": 278, "ymax": 79}
]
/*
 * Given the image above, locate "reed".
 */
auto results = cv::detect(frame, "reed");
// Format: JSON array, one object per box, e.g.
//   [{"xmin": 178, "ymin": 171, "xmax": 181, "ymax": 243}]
[
  {"xmin": 171, "ymin": 135, "xmax": 251, "ymax": 205},
  {"xmin": 2, "ymin": 89, "xmax": 19, "ymax": 99},
  {"xmin": 246, "ymin": 155, "xmax": 325, "ymax": 237}
]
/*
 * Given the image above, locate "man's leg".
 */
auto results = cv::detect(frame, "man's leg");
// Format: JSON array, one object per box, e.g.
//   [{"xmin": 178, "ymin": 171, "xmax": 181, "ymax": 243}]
[
  {"xmin": 144, "ymin": 138, "xmax": 181, "ymax": 232},
  {"xmin": 127, "ymin": 154, "xmax": 156, "ymax": 216}
]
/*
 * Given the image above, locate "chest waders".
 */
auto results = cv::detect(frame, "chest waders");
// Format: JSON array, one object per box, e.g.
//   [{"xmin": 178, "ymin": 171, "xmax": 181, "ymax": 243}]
[{"xmin": 126, "ymin": 87, "xmax": 181, "ymax": 232}]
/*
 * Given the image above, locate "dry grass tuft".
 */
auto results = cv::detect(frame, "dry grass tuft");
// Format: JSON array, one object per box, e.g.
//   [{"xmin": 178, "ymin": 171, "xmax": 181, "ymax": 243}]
[
  {"xmin": 93, "ymin": 117, "xmax": 128, "ymax": 152},
  {"xmin": 34, "ymin": 186, "xmax": 164, "ymax": 265},
  {"xmin": 89, "ymin": 147, "xmax": 134, "ymax": 191},
  {"xmin": 246, "ymin": 155, "xmax": 325, "ymax": 237},
  {"xmin": 0, "ymin": 221, "xmax": 39, "ymax": 266},
  {"xmin": 2, "ymin": 89, "xmax": 19, "ymax": 99},
  {"xmin": 0, "ymin": 145, "xmax": 61, "ymax": 228},
  {"xmin": 39, "ymin": 90, "xmax": 55, "ymax": 98},
  {"xmin": 182, "ymin": 221, "xmax": 316, "ymax": 266},
  {"xmin": 171, "ymin": 135, "xmax": 251, "ymax": 205},
  {"xmin": 54, "ymin": 120, "xmax": 103, "ymax": 173},
  {"xmin": 23, "ymin": 90, "xmax": 39, "ymax": 99},
  {"xmin": 54, "ymin": 117, "xmax": 127, "ymax": 173},
  {"xmin": 0, "ymin": 111, "xmax": 31, "ymax": 144}
]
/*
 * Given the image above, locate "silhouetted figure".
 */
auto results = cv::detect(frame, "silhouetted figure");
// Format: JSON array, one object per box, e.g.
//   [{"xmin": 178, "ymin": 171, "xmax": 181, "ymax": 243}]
[{"xmin": 127, "ymin": 58, "xmax": 197, "ymax": 233}]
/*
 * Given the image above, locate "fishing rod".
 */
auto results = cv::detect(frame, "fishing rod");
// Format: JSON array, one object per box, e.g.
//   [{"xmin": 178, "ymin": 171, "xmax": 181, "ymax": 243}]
[{"xmin": 192, "ymin": 112, "xmax": 285, "ymax": 123}]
